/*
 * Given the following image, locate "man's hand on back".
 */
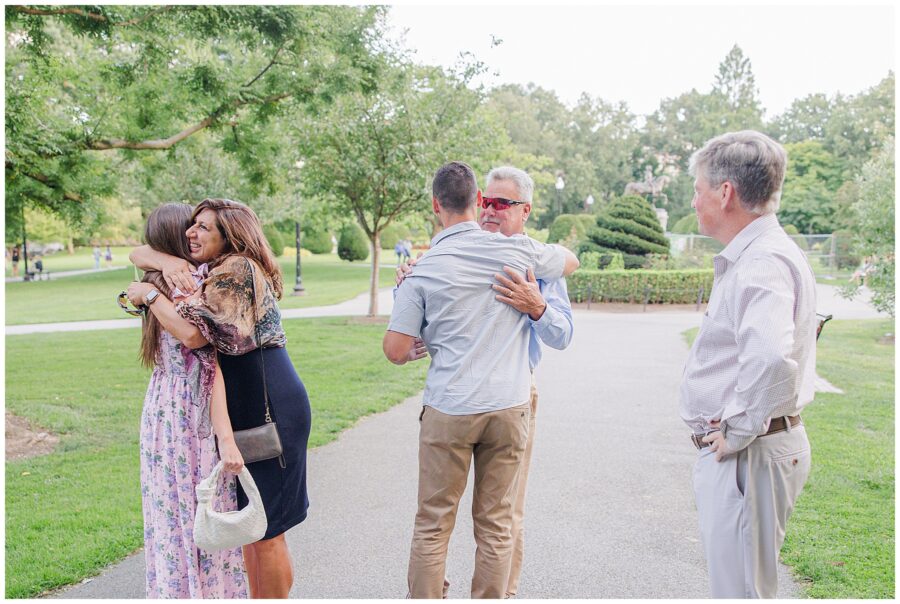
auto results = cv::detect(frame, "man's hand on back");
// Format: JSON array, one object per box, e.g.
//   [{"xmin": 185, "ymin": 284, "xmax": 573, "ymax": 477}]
[
  {"xmin": 493, "ymin": 267, "xmax": 547, "ymax": 320},
  {"xmin": 407, "ymin": 337, "xmax": 428, "ymax": 363}
]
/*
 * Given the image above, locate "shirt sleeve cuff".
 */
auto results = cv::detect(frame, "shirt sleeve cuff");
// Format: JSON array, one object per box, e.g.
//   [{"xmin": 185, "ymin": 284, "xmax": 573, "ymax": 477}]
[
  {"xmin": 529, "ymin": 301, "xmax": 551, "ymax": 325},
  {"xmin": 723, "ymin": 427, "xmax": 757, "ymax": 452}
]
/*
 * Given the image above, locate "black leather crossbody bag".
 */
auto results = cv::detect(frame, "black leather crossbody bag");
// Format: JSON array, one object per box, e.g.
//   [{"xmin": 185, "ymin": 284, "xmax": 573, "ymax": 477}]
[{"xmin": 231, "ymin": 258, "xmax": 285, "ymax": 468}]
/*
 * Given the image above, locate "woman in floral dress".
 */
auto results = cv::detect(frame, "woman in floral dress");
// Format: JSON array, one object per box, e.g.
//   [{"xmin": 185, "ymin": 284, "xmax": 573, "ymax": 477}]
[
  {"xmin": 129, "ymin": 198, "xmax": 311, "ymax": 599},
  {"xmin": 133, "ymin": 203, "xmax": 247, "ymax": 598}
]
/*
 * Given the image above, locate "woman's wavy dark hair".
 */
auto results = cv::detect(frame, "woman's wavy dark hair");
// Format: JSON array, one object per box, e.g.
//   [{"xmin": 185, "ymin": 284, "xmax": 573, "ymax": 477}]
[
  {"xmin": 139, "ymin": 203, "xmax": 194, "ymax": 368},
  {"xmin": 192, "ymin": 198, "xmax": 283, "ymax": 298}
]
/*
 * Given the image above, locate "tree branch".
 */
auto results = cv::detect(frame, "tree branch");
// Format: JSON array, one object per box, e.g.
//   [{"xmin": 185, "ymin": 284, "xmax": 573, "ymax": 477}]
[
  {"xmin": 7, "ymin": 161, "xmax": 84, "ymax": 202},
  {"xmin": 243, "ymin": 43, "xmax": 286, "ymax": 89},
  {"xmin": 85, "ymin": 92, "xmax": 291, "ymax": 151},
  {"xmin": 11, "ymin": 5, "xmax": 177, "ymax": 27}
]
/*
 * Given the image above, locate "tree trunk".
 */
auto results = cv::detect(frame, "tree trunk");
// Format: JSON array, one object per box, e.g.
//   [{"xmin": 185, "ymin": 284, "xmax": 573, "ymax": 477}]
[{"xmin": 368, "ymin": 232, "xmax": 380, "ymax": 317}]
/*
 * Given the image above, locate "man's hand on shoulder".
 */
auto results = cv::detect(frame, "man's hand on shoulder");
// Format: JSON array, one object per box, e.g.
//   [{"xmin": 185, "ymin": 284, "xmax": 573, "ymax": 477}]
[
  {"xmin": 395, "ymin": 257, "xmax": 417, "ymax": 286},
  {"xmin": 493, "ymin": 267, "xmax": 547, "ymax": 320}
]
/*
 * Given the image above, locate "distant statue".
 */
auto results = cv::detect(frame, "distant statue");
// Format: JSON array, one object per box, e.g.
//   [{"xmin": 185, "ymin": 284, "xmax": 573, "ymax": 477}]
[{"xmin": 624, "ymin": 167, "xmax": 671, "ymax": 204}]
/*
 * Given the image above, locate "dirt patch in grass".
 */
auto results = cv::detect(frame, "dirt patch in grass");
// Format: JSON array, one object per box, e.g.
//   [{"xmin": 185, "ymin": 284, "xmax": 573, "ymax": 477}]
[{"xmin": 5, "ymin": 412, "xmax": 59, "ymax": 460}]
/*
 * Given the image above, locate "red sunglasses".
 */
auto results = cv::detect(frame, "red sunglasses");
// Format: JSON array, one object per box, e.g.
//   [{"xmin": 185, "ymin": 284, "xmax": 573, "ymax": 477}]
[{"xmin": 481, "ymin": 197, "xmax": 527, "ymax": 211}]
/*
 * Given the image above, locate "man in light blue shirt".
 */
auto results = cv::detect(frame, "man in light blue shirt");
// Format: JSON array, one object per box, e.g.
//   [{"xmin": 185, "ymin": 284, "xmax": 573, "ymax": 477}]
[
  {"xmin": 383, "ymin": 161, "xmax": 579, "ymax": 598},
  {"xmin": 481, "ymin": 166, "xmax": 574, "ymax": 598},
  {"xmin": 400, "ymin": 166, "xmax": 575, "ymax": 597}
]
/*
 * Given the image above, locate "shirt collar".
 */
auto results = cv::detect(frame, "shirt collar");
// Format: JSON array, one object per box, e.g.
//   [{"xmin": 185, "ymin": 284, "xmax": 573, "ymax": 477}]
[
  {"xmin": 717, "ymin": 213, "xmax": 781, "ymax": 264},
  {"xmin": 430, "ymin": 221, "xmax": 480, "ymax": 247}
]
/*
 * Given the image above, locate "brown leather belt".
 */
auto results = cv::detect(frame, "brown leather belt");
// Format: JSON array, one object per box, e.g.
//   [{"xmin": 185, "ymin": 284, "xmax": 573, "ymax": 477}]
[{"xmin": 691, "ymin": 415, "xmax": 802, "ymax": 450}]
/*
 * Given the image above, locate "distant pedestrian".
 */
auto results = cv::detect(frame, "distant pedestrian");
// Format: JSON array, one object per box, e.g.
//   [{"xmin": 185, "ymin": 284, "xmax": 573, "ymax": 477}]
[
  {"xmin": 402, "ymin": 239, "xmax": 412, "ymax": 263},
  {"xmin": 104, "ymin": 244, "xmax": 113, "ymax": 268},
  {"xmin": 11, "ymin": 245, "xmax": 20, "ymax": 277},
  {"xmin": 394, "ymin": 240, "xmax": 405, "ymax": 266},
  {"xmin": 34, "ymin": 255, "xmax": 43, "ymax": 278},
  {"xmin": 92, "ymin": 245, "xmax": 101, "ymax": 270}
]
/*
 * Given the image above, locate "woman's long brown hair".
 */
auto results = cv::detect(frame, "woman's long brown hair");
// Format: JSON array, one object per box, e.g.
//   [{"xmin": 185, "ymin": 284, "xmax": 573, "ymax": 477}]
[
  {"xmin": 139, "ymin": 203, "xmax": 195, "ymax": 368},
  {"xmin": 192, "ymin": 198, "xmax": 283, "ymax": 298}
]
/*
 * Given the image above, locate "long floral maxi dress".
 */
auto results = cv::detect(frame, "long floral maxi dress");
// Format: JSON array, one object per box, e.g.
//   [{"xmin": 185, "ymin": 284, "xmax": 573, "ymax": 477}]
[{"xmin": 139, "ymin": 330, "xmax": 248, "ymax": 598}]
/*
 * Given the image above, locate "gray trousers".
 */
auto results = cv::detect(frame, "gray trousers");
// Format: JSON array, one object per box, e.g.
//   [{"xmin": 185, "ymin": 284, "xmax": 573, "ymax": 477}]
[{"xmin": 693, "ymin": 423, "xmax": 811, "ymax": 598}]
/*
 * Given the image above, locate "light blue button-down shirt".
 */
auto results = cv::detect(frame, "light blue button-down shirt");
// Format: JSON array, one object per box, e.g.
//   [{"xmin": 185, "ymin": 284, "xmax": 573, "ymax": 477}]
[
  {"xmin": 529, "ymin": 278, "xmax": 574, "ymax": 370},
  {"xmin": 387, "ymin": 221, "xmax": 567, "ymax": 415}
]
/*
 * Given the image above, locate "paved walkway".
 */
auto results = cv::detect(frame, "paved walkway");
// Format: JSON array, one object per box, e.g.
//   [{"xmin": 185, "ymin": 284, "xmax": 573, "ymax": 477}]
[
  {"xmin": 7, "ymin": 288, "xmax": 397, "ymax": 335},
  {"xmin": 5, "ymin": 266, "xmax": 128, "ymax": 283},
  {"xmin": 9, "ymin": 283, "xmax": 885, "ymax": 336},
  {"xmin": 36, "ymin": 283, "xmax": 884, "ymax": 598},
  {"xmin": 54, "ymin": 309, "xmax": 810, "ymax": 599}
]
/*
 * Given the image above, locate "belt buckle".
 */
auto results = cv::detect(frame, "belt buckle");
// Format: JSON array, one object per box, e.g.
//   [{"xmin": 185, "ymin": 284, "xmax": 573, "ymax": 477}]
[{"xmin": 692, "ymin": 429, "xmax": 720, "ymax": 450}]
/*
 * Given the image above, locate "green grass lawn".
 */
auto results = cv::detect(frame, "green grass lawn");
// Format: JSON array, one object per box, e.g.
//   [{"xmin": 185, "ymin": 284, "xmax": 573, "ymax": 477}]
[
  {"xmin": 5, "ymin": 253, "xmax": 396, "ymax": 325},
  {"xmin": 684, "ymin": 319, "xmax": 895, "ymax": 598},
  {"xmin": 5, "ymin": 318, "xmax": 427, "ymax": 598}
]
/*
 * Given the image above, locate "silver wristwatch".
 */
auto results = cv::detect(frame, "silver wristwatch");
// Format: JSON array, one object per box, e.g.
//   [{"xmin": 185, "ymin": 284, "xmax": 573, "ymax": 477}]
[{"xmin": 145, "ymin": 288, "xmax": 161, "ymax": 305}]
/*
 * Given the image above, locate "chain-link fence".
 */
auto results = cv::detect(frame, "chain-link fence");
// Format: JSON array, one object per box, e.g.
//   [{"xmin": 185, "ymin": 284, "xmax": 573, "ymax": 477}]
[{"xmin": 667, "ymin": 233, "xmax": 856, "ymax": 276}]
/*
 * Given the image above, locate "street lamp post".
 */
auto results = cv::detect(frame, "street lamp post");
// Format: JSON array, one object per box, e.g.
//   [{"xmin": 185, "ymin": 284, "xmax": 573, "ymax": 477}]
[
  {"xmin": 555, "ymin": 176, "xmax": 565, "ymax": 217},
  {"xmin": 292, "ymin": 219, "xmax": 305, "ymax": 295},
  {"xmin": 292, "ymin": 159, "xmax": 306, "ymax": 296}
]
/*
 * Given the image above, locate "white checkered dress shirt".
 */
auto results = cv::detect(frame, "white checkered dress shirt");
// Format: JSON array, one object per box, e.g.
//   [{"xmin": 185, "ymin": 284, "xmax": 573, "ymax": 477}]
[{"xmin": 679, "ymin": 213, "xmax": 818, "ymax": 451}]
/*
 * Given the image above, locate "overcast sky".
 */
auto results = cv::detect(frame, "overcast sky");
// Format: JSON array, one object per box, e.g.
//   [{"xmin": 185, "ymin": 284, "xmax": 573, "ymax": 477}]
[{"xmin": 386, "ymin": 3, "xmax": 896, "ymax": 118}]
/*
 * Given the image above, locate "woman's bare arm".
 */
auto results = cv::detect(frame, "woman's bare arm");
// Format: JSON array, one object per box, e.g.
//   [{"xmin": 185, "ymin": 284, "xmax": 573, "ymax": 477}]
[
  {"xmin": 210, "ymin": 355, "xmax": 243, "ymax": 474},
  {"xmin": 129, "ymin": 245, "xmax": 197, "ymax": 294},
  {"xmin": 126, "ymin": 282, "xmax": 208, "ymax": 349}
]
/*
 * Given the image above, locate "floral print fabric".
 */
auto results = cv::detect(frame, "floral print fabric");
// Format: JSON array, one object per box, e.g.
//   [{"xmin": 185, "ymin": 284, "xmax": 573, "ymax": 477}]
[
  {"xmin": 176, "ymin": 255, "xmax": 286, "ymax": 355},
  {"xmin": 140, "ymin": 331, "xmax": 247, "ymax": 598}
]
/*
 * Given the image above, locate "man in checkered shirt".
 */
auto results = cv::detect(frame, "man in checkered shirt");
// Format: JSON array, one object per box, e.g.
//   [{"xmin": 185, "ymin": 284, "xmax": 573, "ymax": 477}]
[{"xmin": 680, "ymin": 131, "xmax": 818, "ymax": 598}]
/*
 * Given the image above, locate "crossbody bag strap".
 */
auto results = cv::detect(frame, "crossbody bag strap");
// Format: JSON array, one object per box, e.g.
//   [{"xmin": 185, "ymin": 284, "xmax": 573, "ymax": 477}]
[{"xmin": 245, "ymin": 258, "xmax": 273, "ymax": 424}]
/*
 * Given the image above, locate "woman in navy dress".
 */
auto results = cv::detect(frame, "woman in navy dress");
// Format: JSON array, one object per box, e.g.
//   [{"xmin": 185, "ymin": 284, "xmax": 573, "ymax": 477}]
[{"xmin": 129, "ymin": 198, "xmax": 310, "ymax": 598}]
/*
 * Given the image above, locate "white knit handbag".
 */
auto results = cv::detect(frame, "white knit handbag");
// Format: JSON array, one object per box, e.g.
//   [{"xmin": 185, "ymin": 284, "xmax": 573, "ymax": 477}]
[{"xmin": 194, "ymin": 461, "xmax": 267, "ymax": 551}]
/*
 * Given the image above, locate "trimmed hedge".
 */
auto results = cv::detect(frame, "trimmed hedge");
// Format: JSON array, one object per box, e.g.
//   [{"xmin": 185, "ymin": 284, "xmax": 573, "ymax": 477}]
[
  {"xmin": 302, "ymin": 228, "xmax": 333, "ymax": 254},
  {"xmin": 548, "ymin": 214, "xmax": 596, "ymax": 243},
  {"xmin": 576, "ymin": 241, "xmax": 646, "ymax": 269},
  {"xmin": 338, "ymin": 223, "xmax": 369, "ymax": 262},
  {"xmin": 595, "ymin": 213, "xmax": 670, "ymax": 248},
  {"xmin": 263, "ymin": 226, "xmax": 285, "ymax": 257},
  {"xmin": 567, "ymin": 269, "xmax": 714, "ymax": 304},
  {"xmin": 671, "ymin": 213, "xmax": 699, "ymax": 234},
  {"xmin": 607, "ymin": 196, "xmax": 665, "ymax": 231},
  {"xmin": 586, "ymin": 195, "xmax": 670, "ymax": 257},
  {"xmin": 380, "ymin": 223, "xmax": 411, "ymax": 250},
  {"xmin": 587, "ymin": 226, "xmax": 670, "ymax": 256}
]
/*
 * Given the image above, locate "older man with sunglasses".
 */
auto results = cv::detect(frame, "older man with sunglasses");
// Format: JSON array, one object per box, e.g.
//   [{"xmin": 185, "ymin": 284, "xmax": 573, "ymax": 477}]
[
  {"xmin": 396, "ymin": 166, "xmax": 574, "ymax": 598},
  {"xmin": 385, "ymin": 162, "xmax": 578, "ymax": 599}
]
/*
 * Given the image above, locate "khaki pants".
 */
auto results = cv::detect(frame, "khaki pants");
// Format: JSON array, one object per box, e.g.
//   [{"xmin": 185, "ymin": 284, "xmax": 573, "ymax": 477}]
[
  {"xmin": 506, "ymin": 382, "xmax": 538, "ymax": 597},
  {"xmin": 408, "ymin": 402, "xmax": 531, "ymax": 599},
  {"xmin": 693, "ymin": 423, "xmax": 811, "ymax": 598}
]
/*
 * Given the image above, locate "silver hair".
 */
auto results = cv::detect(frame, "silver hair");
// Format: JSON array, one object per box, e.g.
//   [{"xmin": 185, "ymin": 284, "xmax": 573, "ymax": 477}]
[
  {"xmin": 485, "ymin": 166, "xmax": 534, "ymax": 202},
  {"xmin": 689, "ymin": 130, "xmax": 787, "ymax": 215}
]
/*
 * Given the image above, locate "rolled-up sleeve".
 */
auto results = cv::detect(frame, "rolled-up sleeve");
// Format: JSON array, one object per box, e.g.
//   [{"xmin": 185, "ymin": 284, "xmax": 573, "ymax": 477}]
[
  {"xmin": 387, "ymin": 278, "xmax": 425, "ymax": 338},
  {"xmin": 721, "ymin": 258, "xmax": 800, "ymax": 451}
]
